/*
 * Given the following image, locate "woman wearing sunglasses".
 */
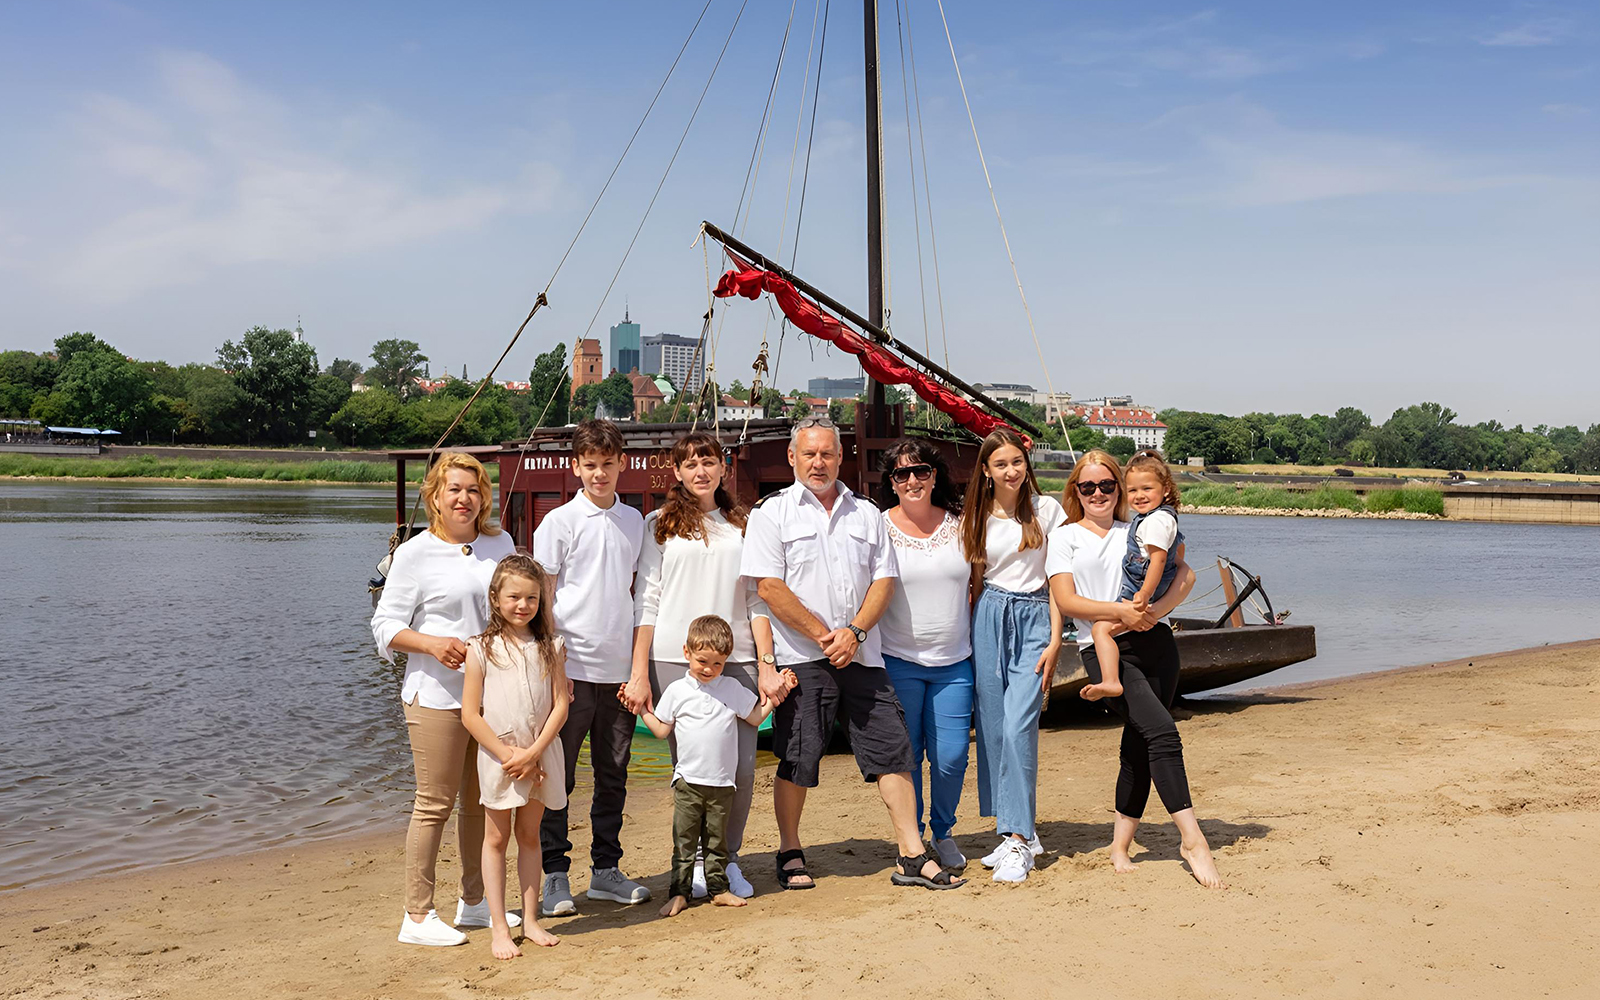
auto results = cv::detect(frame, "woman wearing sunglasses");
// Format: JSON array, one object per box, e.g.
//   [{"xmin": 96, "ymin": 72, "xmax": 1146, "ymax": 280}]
[
  {"xmin": 1045, "ymin": 450, "xmax": 1225, "ymax": 888},
  {"xmin": 959, "ymin": 428, "xmax": 1067, "ymax": 883},
  {"xmin": 876, "ymin": 440, "xmax": 974, "ymax": 872}
]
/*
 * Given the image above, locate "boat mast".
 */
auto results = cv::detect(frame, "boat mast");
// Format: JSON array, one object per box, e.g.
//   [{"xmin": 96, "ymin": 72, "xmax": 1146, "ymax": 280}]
[{"xmin": 861, "ymin": 0, "xmax": 891, "ymax": 460}]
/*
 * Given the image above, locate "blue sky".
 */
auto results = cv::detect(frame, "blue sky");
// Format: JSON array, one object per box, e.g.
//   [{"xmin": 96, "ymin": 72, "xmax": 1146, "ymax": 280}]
[{"xmin": 1, "ymin": 1, "xmax": 1595, "ymax": 425}]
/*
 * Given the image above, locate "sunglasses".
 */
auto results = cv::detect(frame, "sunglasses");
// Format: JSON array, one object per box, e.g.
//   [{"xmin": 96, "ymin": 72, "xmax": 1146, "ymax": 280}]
[
  {"xmin": 1075, "ymin": 478, "xmax": 1119, "ymax": 496},
  {"xmin": 890, "ymin": 463, "xmax": 934, "ymax": 484}
]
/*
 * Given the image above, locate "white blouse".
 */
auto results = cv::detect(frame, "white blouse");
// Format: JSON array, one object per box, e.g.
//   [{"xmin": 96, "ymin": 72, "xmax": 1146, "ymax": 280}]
[
  {"xmin": 1045, "ymin": 520, "xmax": 1134, "ymax": 649},
  {"xmin": 634, "ymin": 508, "xmax": 770, "ymax": 665},
  {"xmin": 879, "ymin": 511, "xmax": 973, "ymax": 667},
  {"xmin": 372, "ymin": 529, "xmax": 516, "ymax": 709},
  {"xmin": 982, "ymin": 493, "xmax": 1066, "ymax": 594}
]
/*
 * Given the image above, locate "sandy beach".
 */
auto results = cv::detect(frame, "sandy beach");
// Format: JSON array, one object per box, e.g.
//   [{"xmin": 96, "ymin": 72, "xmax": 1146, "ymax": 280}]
[{"xmin": 5, "ymin": 640, "xmax": 1597, "ymax": 999}]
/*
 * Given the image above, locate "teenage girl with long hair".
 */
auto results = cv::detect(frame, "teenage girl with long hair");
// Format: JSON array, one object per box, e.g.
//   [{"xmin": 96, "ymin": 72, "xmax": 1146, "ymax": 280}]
[
  {"xmin": 631, "ymin": 431, "xmax": 777, "ymax": 899},
  {"xmin": 959, "ymin": 428, "xmax": 1066, "ymax": 884},
  {"xmin": 461, "ymin": 554, "xmax": 569, "ymax": 957}
]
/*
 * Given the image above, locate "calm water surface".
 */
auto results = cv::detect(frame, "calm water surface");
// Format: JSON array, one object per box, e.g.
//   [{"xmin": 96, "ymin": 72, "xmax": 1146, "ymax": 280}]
[{"xmin": 1, "ymin": 482, "xmax": 1595, "ymax": 889}]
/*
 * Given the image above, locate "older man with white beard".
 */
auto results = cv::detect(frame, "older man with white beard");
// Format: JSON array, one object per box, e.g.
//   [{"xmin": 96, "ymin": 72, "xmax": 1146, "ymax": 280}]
[{"xmin": 741, "ymin": 416, "xmax": 966, "ymax": 892}]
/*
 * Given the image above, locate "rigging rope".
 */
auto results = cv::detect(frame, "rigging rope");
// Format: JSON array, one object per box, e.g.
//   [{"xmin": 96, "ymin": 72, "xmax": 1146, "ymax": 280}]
[
  {"xmin": 789, "ymin": 0, "xmax": 831, "ymax": 269},
  {"xmin": 902, "ymin": 0, "xmax": 953, "ymax": 431},
  {"xmin": 892, "ymin": 0, "xmax": 931, "ymax": 427},
  {"xmin": 934, "ymin": 0, "xmax": 1070, "ymax": 443},
  {"xmin": 400, "ymin": 0, "xmax": 718, "ymax": 542}
]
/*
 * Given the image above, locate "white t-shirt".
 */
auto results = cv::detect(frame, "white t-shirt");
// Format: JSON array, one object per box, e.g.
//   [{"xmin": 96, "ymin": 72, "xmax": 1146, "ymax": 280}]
[
  {"xmin": 532, "ymin": 490, "xmax": 645, "ymax": 684},
  {"xmin": 879, "ymin": 511, "xmax": 972, "ymax": 667},
  {"xmin": 982, "ymin": 493, "xmax": 1067, "ymax": 593},
  {"xmin": 371, "ymin": 528, "xmax": 517, "ymax": 709},
  {"xmin": 634, "ymin": 508, "xmax": 771, "ymax": 665},
  {"xmin": 1045, "ymin": 520, "xmax": 1134, "ymax": 649},
  {"xmin": 1134, "ymin": 509, "xmax": 1179, "ymax": 556},
  {"xmin": 740, "ymin": 481, "xmax": 900, "ymax": 668},
  {"xmin": 652, "ymin": 674, "xmax": 759, "ymax": 787}
]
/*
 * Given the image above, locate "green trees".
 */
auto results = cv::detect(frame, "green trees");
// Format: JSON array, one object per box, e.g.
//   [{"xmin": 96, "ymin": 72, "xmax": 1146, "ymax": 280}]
[
  {"xmin": 329, "ymin": 389, "xmax": 402, "ymax": 447},
  {"xmin": 31, "ymin": 334, "xmax": 153, "ymax": 431},
  {"xmin": 1104, "ymin": 435, "xmax": 1137, "ymax": 460},
  {"xmin": 526, "ymin": 343, "xmax": 570, "ymax": 427},
  {"xmin": 366, "ymin": 339, "xmax": 429, "ymax": 399},
  {"xmin": 324, "ymin": 358, "xmax": 364, "ymax": 384},
  {"xmin": 0, "ymin": 350, "xmax": 60, "ymax": 417},
  {"xmin": 217, "ymin": 327, "xmax": 320, "ymax": 443}
]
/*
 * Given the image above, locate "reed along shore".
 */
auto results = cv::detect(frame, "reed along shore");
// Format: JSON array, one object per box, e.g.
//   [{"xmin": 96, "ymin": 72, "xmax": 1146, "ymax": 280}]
[{"xmin": 5, "ymin": 640, "xmax": 1597, "ymax": 999}]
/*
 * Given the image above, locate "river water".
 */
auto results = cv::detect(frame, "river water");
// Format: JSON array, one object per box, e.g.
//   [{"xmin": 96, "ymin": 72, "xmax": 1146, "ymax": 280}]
[{"xmin": 1, "ymin": 481, "xmax": 1595, "ymax": 890}]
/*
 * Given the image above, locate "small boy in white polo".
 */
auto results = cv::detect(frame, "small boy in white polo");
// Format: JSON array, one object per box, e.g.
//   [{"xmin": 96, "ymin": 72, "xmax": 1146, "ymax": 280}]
[
  {"xmin": 636, "ymin": 615, "xmax": 794, "ymax": 917},
  {"xmin": 532, "ymin": 418, "xmax": 648, "ymax": 916}
]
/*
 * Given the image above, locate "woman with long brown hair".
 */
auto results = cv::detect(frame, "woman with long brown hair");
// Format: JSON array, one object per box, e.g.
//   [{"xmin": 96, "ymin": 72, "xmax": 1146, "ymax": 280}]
[
  {"xmin": 372, "ymin": 452, "xmax": 519, "ymax": 946},
  {"xmin": 959, "ymin": 428, "xmax": 1066, "ymax": 884},
  {"xmin": 1045, "ymin": 449, "xmax": 1224, "ymax": 888},
  {"xmin": 631, "ymin": 431, "xmax": 777, "ymax": 899}
]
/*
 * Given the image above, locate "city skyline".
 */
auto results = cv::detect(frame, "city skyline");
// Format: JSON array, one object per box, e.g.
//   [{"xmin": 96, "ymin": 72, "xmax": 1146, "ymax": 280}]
[{"xmin": 1, "ymin": 1, "xmax": 1594, "ymax": 426}]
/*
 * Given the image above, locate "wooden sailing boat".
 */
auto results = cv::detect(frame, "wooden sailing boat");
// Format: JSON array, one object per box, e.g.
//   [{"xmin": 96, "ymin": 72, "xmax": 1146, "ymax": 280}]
[{"xmin": 384, "ymin": 1, "xmax": 1316, "ymax": 698}]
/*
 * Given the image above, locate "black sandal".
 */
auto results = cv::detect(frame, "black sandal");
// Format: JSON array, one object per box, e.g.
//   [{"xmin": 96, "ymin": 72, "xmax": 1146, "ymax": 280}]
[
  {"xmin": 776, "ymin": 849, "xmax": 815, "ymax": 890},
  {"xmin": 891, "ymin": 852, "xmax": 966, "ymax": 890}
]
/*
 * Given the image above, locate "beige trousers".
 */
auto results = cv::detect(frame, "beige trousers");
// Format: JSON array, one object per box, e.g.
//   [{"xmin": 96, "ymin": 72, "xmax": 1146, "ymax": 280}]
[{"xmin": 403, "ymin": 702, "xmax": 485, "ymax": 914}]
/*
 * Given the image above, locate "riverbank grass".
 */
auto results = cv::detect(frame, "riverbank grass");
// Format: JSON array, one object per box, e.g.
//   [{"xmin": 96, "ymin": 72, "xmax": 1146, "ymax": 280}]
[{"xmin": 0, "ymin": 454, "xmax": 486, "ymax": 483}]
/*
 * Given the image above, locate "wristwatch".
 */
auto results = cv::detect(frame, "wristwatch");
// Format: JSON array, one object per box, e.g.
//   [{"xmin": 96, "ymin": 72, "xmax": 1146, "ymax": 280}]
[
  {"xmin": 760, "ymin": 653, "xmax": 776, "ymax": 665},
  {"xmin": 846, "ymin": 624, "xmax": 867, "ymax": 644}
]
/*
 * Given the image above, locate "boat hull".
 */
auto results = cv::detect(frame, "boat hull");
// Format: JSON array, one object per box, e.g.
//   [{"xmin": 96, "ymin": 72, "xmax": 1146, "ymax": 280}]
[{"xmin": 1050, "ymin": 622, "xmax": 1317, "ymax": 699}]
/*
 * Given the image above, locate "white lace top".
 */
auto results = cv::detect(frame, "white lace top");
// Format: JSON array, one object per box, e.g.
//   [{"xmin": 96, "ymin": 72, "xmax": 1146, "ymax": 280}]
[{"xmin": 879, "ymin": 511, "xmax": 973, "ymax": 667}]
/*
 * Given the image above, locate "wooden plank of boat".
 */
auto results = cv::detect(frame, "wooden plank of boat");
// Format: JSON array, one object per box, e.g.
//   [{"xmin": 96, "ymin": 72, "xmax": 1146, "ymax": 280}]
[{"xmin": 1049, "ymin": 621, "xmax": 1318, "ymax": 699}]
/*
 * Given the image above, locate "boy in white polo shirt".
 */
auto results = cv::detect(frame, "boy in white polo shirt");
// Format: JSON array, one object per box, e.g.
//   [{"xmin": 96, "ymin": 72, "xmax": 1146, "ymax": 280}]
[
  {"xmin": 532, "ymin": 419, "xmax": 648, "ymax": 916},
  {"xmin": 636, "ymin": 615, "xmax": 794, "ymax": 917}
]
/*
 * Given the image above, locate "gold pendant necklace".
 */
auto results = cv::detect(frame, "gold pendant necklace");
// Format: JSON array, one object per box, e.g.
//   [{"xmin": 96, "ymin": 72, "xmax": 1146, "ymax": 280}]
[{"xmin": 461, "ymin": 544, "xmax": 473, "ymax": 556}]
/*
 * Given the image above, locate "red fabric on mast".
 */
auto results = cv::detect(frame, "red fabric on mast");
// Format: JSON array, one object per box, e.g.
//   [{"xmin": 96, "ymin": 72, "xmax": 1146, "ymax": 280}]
[{"xmin": 713, "ymin": 261, "xmax": 1014, "ymax": 441}]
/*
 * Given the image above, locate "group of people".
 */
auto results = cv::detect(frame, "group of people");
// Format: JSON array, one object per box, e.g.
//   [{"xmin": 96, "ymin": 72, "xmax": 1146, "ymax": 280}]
[{"xmin": 371, "ymin": 415, "xmax": 1225, "ymax": 959}]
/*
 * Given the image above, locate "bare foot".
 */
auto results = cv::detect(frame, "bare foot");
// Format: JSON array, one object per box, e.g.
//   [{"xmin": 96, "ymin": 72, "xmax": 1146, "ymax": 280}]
[
  {"xmin": 1179, "ymin": 840, "xmax": 1226, "ymax": 889},
  {"xmin": 1080, "ymin": 681, "xmax": 1122, "ymax": 701},
  {"xmin": 659, "ymin": 894, "xmax": 688, "ymax": 918},
  {"xmin": 1109, "ymin": 846, "xmax": 1137, "ymax": 873},
  {"xmin": 522, "ymin": 922, "xmax": 559, "ymax": 948},
  {"xmin": 712, "ymin": 891, "xmax": 747, "ymax": 908},
  {"xmin": 490, "ymin": 930, "xmax": 522, "ymax": 960}
]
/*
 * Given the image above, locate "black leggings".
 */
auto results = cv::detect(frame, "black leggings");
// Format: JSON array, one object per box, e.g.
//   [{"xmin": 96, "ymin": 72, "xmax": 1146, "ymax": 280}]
[{"xmin": 1079, "ymin": 624, "xmax": 1193, "ymax": 819}]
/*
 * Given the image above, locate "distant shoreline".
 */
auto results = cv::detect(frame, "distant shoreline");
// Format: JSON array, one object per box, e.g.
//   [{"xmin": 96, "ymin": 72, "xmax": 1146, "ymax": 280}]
[{"xmin": 1181, "ymin": 504, "xmax": 1440, "ymax": 520}]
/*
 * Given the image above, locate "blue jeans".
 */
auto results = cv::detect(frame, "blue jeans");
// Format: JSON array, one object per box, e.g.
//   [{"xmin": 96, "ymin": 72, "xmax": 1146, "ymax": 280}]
[
  {"xmin": 883, "ymin": 655, "xmax": 975, "ymax": 842},
  {"xmin": 971, "ymin": 584, "xmax": 1050, "ymax": 841}
]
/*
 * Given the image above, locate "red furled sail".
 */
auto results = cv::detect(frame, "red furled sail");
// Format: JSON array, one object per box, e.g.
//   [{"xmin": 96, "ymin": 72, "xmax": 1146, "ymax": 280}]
[{"xmin": 713, "ymin": 259, "xmax": 1015, "ymax": 441}]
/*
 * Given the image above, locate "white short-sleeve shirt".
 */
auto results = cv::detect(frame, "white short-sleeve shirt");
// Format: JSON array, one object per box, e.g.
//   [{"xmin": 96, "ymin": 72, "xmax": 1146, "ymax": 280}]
[
  {"xmin": 1045, "ymin": 519, "xmax": 1134, "ymax": 649},
  {"xmin": 982, "ymin": 493, "xmax": 1067, "ymax": 593},
  {"xmin": 371, "ymin": 529, "xmax": 517, "ymax": 709},
  {"xmin": 879, "ymin": 511, "xmax": 972, "ymax": 667},
  {"xmin": 1134, "ymin": 509, "xmax": 1179, "ymax": 555},
  {"xmin": 652, "ymin": 675, "xmax": 759, "ymax": 787},
  {"xmin": 739, "ymin": 481, "xmax": 900, "ymax": 667},
  {"xmin": 634, "ymin": 508, "xmax": 771, "ymax": 665},
  {"xmin": 533, "ymin": 490, "xmax": 645, "ymax": 684}
]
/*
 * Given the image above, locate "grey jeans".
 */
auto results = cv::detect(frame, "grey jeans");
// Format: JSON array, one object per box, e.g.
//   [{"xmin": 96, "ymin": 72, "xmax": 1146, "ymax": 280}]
[{"xmin": 650, "ymin": 660, "xmax": 759, "ymax": 859}]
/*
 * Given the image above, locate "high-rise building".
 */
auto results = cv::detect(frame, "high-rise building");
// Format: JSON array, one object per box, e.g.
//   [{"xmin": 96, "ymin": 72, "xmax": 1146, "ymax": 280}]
[
  {"xmin": 610, "ymin": 310, "xmax": 641, "ymax": 377},
  {"xmin": 641, "ymin": 333, "xmax": 704, "ymax": 394},
  {"xmin": 808, "ymin": 375, "xmax": 866, "ymax": 399}
]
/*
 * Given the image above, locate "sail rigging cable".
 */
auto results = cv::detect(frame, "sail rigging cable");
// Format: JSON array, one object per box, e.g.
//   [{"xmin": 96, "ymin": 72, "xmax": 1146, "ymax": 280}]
[
  {"xmin": 902, "ymin": 0, "xmax": 951, "ymax": 375},
  {"xmin": 934, "ymin": 0, "xmax": 1070, "ymax": 441}
]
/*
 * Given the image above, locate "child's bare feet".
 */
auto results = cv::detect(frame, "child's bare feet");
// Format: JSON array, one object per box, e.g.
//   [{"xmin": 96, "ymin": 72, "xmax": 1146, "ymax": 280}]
[
  {"xmin": 490, "ymin": 930, "xmax": 522, "ymax": 960},
  {"xmin": 522, "ymin": 922, "xmax": 559, "ymax": 948},
  {"xmin": 1080, "ymin": 680, "xmax": 1123, "ymax": 701},
  {"xmin": 659, "ymin": 894, "xmax": 688, "ymax": 917},
  {"xmin": 1179, "ymin": 839, "xmax": 1226, "ymax": 889},
  {"xmin": 1108, "ymin": 845, "xmax": 1137, "ymax": 873},
  {"xmin": 711, "ymin": 891, "xmax": 747, "ymax": 908}
]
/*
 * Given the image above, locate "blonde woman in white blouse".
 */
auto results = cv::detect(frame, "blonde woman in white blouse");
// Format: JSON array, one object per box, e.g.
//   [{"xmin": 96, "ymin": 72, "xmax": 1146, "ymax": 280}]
[
  {"xmin": 372, "ymin": 453, "xmax": 517, "ymax": 947},
  {"xmin": 631, "ymin": 431, "xmax": 776, "ymax": 899},
  {"xmin": 877, "ymin": 439, "xmax": 975, "ymax": 872}
]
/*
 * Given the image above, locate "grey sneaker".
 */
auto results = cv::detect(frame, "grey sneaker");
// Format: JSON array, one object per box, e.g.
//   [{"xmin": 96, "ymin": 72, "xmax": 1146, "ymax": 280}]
[
  {"xmin": 541, "ymin": 872, "xmax": 577, "ymax": 916},
  {"xmin": 933, "ymin": 837, "xmax": 967, "ymax": 871},
  {"xmin": 586, "ymin": 867, "xmax": 651, "ymax": 904}
]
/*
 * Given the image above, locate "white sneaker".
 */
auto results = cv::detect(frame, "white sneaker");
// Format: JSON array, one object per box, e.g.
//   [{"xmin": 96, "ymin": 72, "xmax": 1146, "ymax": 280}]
[
  {"xmin": 933, "ymin": 837, "xmax": 967, "ymax": 870},
  {"xmin": 586, "ymin": 867, "xmax": 651, "ymax": 904},
  {"xmin": 983, "ymin": 832, "xmax": 1045, "ymax": 867},
  {"xmin": 453, "ymin": 897, "xmax": 522, "ymax": 929},
  {"xmin": 691, "ymin": 862, "xmax": 708, "ymax": 899},
  {"xmin": 397, "ymin": 909, "xmax": 467, "ymax": 947},
  {"xmin": 991, "ymin": 840, "xmax": 1035, "ymax": 883},
  {"xmin": 726, "ymin": 861, "xmax": 754, "ymax": 899}
]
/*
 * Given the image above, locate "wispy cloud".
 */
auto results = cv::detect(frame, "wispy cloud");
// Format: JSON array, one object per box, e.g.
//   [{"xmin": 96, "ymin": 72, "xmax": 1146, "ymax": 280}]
[
  {"xmin": 1541, "ymin": 102, "xmax": 1591, "ymax": 116},
  {"xmin": 31, "ymin": 51, "xmax": 558, "ymax": 302},
  {"xmin": 1479, "ymin": 16, "xmax": 1576, "ymax": 47}
]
